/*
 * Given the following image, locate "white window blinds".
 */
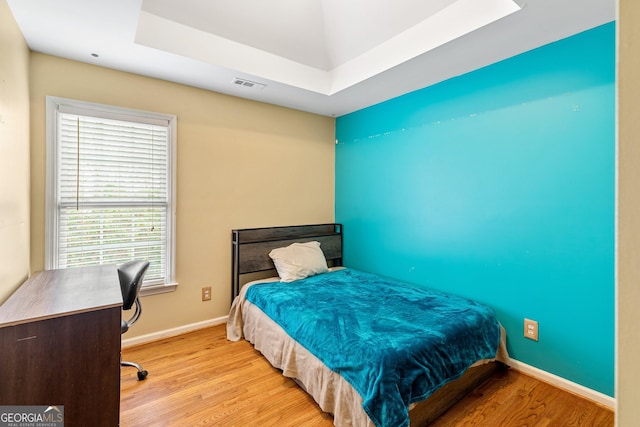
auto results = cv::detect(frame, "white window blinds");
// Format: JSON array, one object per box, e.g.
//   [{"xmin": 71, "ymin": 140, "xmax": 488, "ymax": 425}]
[{"xmin": 46, "ymin": 98, "xmax": 176, "ymax": 288}]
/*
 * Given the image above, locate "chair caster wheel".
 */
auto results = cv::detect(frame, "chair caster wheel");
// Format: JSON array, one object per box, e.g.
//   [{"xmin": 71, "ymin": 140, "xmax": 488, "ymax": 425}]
[{"xmin": 137, "ymin": 370, "xmax": 148, "ymax": 381}]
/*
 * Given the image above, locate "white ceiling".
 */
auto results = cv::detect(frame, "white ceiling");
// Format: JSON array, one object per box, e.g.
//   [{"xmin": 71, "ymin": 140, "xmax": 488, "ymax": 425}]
[{"xmin": 7, "ymin": 0, "xmax": 614, "ymax": 117}]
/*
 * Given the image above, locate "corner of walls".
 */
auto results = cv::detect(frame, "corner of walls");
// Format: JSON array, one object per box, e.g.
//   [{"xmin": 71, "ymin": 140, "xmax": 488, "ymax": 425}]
[{"xmin": 0, "ymin": 0, "xmax": 31, "ymax": 304}]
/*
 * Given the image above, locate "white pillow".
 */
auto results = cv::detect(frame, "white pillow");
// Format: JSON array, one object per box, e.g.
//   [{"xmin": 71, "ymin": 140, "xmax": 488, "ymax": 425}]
[{"xmin": 269, "ymin": 241, "xmax": 329, "ymax": 282}]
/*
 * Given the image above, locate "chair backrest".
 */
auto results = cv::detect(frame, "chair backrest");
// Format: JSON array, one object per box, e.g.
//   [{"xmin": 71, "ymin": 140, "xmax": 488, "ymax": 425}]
[{"xmin": 118, "ymin": 260, "xmax": 150, "ymax": 310}]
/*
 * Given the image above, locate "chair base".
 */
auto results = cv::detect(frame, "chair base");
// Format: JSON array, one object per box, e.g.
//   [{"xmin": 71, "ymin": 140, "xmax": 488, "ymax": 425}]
[{"xmin": 122, "ymin": 360, "xmax": 148, "ymax": 381}]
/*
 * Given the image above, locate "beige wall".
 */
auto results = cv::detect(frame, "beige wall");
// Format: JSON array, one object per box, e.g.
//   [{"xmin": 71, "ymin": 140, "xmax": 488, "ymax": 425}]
[
  {"xmin": 29, "ymin": 54, "xmax": 335, "ymax": 337},
  {"xmin": 0, "ymin": 0, "xmax": 30, "ymax": 304},
  {"xmin": 617, "ymin": 0, "xmax": 639, "ymax": 424}
]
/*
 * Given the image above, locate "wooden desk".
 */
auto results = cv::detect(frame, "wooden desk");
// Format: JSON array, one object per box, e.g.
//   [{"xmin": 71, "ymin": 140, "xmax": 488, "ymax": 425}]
[{"xmin": 0, "ymin": 265, "xmax": 122, "ymax": 426}]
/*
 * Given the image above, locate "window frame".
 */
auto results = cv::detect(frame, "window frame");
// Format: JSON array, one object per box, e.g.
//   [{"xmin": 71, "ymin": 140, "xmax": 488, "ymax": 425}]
[{"xmin": 45, "ymin": 96, "xmax": 177, "ymax": 295}]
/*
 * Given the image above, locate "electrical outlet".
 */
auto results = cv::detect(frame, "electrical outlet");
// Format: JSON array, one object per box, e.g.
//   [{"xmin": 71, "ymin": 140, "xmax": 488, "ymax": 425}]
[
  {"xmin": 524, "ymin": 318, "xmax": 539, "ymax": 341},
  {"xmin": 202, "ymin": 286, "xmax": 211, "ymax": 301}
]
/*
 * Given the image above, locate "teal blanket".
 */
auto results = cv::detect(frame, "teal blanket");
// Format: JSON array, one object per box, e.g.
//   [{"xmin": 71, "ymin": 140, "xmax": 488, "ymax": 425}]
[{"xmin": 245, "ymin": 268, "xmax": 500, "ymax": 427}]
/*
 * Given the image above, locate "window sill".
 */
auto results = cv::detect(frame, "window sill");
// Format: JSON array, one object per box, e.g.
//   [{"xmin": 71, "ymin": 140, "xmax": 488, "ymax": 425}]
[{"xmin": 140, "ymin": 282, "xmax": 178, "ymax": 297}]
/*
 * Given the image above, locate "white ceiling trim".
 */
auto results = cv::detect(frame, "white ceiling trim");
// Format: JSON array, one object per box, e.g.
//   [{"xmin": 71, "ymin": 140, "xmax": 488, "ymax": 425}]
[
  {"xmin": 135, "ymin": 11, "xmax": 332, "ymax": 94},
  {"xmin": 329, "ymin": 0, "xmax": 522, "ymax": 95},
  {"xmin": 136, "ymin": 0, "xmax": 522, "ymax": 96}
]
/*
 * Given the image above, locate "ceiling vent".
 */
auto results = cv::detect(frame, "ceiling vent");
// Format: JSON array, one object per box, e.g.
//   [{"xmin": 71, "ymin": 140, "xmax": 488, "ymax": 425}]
[{"xmin": 232, "ymin": 78, "xmax": 266, "ymax": 90}]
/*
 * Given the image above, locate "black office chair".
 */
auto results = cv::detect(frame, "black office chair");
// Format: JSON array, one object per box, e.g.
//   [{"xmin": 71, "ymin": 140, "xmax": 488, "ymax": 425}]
[{"xmin": 118, "ymin": 260, "xmax": 150, "ymax": 381}]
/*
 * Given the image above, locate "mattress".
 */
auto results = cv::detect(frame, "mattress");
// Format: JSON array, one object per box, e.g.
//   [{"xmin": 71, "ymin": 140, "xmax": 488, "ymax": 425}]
[{"xmin": 227, "ymin": 268, "xmax": 509, "ymax": 427}]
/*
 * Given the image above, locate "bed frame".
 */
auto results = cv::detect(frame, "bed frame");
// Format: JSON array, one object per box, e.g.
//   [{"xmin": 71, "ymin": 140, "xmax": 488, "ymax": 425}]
[
  {"xmin": 230, "ymin": 223, "xmax": 504, "ymax": 426},
  {"xmin": 231, "ymin": 223, "xmax": 343, "ymax": 303}
]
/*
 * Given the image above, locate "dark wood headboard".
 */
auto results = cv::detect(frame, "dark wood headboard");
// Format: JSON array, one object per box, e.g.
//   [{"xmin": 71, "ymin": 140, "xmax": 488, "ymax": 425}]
[{"xmin": 231, "ymin": 224, "xmax": 343, "ymax": 303}]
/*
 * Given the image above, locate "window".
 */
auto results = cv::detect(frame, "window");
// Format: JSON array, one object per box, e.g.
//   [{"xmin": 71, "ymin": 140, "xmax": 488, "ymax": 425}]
[{"xmin": 45, "ymin": 97, "xmax": 176, "ymax": 293}]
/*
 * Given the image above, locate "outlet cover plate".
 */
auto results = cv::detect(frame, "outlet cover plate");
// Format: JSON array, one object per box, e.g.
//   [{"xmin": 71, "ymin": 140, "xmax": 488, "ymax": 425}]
[{"xmin": 524, "ymin": 318, "xmax": 539, "ymax": 341}]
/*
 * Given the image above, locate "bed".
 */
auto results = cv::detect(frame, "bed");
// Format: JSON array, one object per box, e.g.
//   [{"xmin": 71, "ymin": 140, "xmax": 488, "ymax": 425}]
[{"xmin": 227, "ymin": 224, "xmax": 509, "ymax": 427}]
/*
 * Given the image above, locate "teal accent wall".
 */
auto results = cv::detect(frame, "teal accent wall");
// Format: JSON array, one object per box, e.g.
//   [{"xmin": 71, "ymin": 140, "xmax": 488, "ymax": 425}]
[{"xmin": 335, "ymin": 22, "xmax": 615, "ymax": 396}]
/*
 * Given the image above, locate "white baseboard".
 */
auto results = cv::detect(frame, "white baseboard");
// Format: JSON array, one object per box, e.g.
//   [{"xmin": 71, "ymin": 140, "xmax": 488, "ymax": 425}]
[
  {"xmin": 122, "ymin": 315, "xmax": 229, "ymax": 348},
  {"xmin": 507, "ymin": 358, "xmax": 615, "ymax": 409},
  {"xmin": 122, "ymin": 319, "xmax": 615, "ymax": 411}
]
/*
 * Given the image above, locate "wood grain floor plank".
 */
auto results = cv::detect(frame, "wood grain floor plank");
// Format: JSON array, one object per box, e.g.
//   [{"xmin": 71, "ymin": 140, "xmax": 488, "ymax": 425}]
[{"xmin": 120, "ymin": 325, "xmax": 613, "ymax": 426}]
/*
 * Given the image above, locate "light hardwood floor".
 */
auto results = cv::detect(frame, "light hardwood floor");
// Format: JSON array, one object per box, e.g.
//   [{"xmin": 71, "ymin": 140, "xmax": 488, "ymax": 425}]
[{"xmin": 120, "ymin": 324, "xmax": 614, "ymax": 426}]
